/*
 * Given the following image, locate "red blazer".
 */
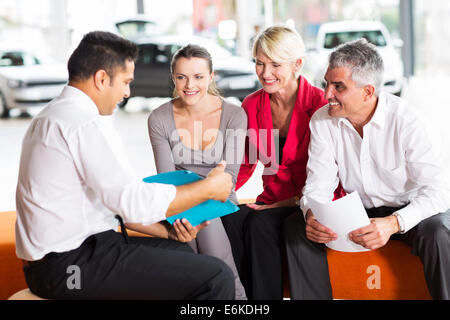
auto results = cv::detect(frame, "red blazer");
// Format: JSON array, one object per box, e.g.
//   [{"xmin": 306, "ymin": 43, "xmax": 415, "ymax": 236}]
[{"xmin": 236, "ymin": 76, "xmax": 331, "ymax": 204}]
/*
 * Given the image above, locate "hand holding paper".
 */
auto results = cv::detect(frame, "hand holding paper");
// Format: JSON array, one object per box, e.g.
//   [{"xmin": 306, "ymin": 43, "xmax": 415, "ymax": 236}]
[
  {"xmin": 305, "ymin": 210, "xmax": 338, "ymax": 244},
  {"xmin": 348, "ymin": 215, "xmax": 400, "ymax": 250},
  {"xmin": 307, "ymin": 191, "xmax": 371, "ymax": 252}
]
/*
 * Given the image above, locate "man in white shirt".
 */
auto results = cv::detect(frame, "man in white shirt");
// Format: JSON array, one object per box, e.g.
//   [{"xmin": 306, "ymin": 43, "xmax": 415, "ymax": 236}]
[
  {"xmin": 15, "ymin": 31, "xmax": 235, "ymax": 299},
  {"xmin": 285, "ymin": 39, "xmax": 450, "ymax": 300}
]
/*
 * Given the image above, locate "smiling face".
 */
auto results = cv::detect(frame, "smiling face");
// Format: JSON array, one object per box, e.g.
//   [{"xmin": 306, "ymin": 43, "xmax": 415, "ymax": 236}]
[
  {"xmin": 323, "ymin": 66, "xmax": 378, "ymax": 127},
  {"xmin": 324, "ymin": 66, "xmax": 367, "ymax": 118},
  {"xmin": 172, "ymin": 57, "xmax": 213, "ymax": 106},
  {"xmin": 254, "ymin": 48, "xmax": 300, "ymax": 94},
  {"xmin": 98, "ymin": 59, "xmax": 134, "ymax": 115}
]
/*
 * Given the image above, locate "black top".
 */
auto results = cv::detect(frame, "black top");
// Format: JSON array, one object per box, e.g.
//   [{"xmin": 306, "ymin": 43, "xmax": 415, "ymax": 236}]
[{"xmin": 278, "ymin": 136, "xmax": 287, "ymax": 164}]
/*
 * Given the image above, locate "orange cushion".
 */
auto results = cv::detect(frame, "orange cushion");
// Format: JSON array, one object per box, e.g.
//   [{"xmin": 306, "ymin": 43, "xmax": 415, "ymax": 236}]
[
  {"xmin": 327, "ymin": 241, "xmax": 431, "ymax": 300},
  {"xmin": 2, "ymin": 210, "xmax": 432, "ymax": 300},
  {"xmin": 0, "ymin": 211, "xmax": 27, "ymax": 300}
]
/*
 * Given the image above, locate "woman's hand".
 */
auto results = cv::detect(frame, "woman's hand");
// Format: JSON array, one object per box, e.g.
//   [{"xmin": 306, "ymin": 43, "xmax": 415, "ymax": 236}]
[{"xmin": 168, "ymin": 218, "xmax": 210, "ymax": 242}]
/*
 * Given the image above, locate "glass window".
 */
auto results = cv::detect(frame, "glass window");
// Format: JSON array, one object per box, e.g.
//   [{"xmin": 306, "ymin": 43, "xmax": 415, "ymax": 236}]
[
  {"xmin": 324, "ymin": 30, "xmax": 387, "ymax": 49},
  {"xmin": 116, "ymin": 20, "xmax": 158, "ymax": 39},
  {"xmin": 137, "ymin": 45, "xmax": 156, "ymax": 65},
  {"xmin": 0, "ymin": 51, "xmax": 40, "ymax": 67},
  {"xmin": 137, "ymin": 44, "xmax": 172, "ymax": 65}
]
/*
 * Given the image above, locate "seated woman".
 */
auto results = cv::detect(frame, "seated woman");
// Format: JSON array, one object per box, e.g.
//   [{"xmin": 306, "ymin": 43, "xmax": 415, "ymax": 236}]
[
  {"xmin": 146, "ymin": 44, "xmax": 248, "ymax": 300},
  {"xmin": 221, "ymin": 25, "xmax": 343, "ymax": 300}
]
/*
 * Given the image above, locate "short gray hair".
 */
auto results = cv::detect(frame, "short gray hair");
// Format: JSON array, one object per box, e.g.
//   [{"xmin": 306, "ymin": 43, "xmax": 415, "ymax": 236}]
[
  {"xmin": 328, "ymin": 38, "xmax": 384, "ymax": 96},
  {"xmin": 253, "ymin": 25, "xmax": 306, "ymax": 78}
]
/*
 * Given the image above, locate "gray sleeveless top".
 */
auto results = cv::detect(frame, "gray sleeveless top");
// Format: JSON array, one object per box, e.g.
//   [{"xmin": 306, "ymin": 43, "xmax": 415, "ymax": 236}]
[{"xmin": 147, "ymin": 99, "xmax": 248, "ymax": 204}]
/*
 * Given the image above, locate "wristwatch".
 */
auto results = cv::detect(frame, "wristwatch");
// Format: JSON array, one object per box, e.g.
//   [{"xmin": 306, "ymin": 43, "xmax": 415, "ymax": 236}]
[{"xmin": 392, "ymin": 212, "xmax": 405, "ymax": 234}]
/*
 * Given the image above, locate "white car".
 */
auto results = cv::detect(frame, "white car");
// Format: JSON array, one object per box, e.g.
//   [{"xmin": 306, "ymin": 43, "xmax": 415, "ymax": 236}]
[
  {"xmin": 307, "ymin": 20, "xmax": 404, "ymax": 96},
  {"xmin": 0, "ymin": 49, "xmax": 68, "ymax": 118}
]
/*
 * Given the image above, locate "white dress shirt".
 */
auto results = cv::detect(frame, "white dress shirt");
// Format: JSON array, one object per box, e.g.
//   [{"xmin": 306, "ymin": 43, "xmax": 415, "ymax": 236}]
[
  {"xmin": 15, "ymin": 86, "xmax": 176, "ymax": 261},
  {"xmin": 300, "ymin": 92, "xmax": 450, "ymax": 233}
]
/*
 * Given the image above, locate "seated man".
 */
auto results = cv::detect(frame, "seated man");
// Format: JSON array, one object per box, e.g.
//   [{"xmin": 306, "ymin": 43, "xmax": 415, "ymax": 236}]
[
  {"xmin": 15, "ymin": 31, "xmax": 235, "ymax": 300},
  {"xmin": 285, "ymin": 38, "xmax": 450, "ymax": 300}
]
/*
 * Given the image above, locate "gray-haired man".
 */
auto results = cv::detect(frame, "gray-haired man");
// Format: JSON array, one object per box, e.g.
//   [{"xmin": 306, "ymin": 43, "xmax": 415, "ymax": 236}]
[{"xmin": 284, "ymin": 38, "xmax": 450, "ymax": 300}]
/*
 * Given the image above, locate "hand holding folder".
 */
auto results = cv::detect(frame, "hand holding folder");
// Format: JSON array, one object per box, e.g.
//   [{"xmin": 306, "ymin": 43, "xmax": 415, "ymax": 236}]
[{"xmin": 143, "ymin": 170, "xmax": 239, "ymax": 226}]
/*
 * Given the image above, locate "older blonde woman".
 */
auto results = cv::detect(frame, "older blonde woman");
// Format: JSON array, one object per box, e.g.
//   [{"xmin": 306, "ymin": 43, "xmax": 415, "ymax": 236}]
[{"xmin": 222, "ymin": 25, "xmax": 344, "ymax": 300}]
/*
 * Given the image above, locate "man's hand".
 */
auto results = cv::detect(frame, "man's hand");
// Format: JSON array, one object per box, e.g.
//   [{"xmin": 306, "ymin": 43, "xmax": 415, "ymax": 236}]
[
  {"xmin": 205, "ymin": 160, "xmax": 233, "ymax": 202},
  {"xmin": 305, "ymin": 209, "xmax": 338, "ymax": 243},
  {"xmin": 349, "ymin": 216, "xmax": 399, "ymax": 250},
  {"xmin": 166, "ymin": 161, "xmax": 232, "ymax": 217},
  {"xmin": 168, "ymin": 219, "xmax": 210, "ymax": 242}
]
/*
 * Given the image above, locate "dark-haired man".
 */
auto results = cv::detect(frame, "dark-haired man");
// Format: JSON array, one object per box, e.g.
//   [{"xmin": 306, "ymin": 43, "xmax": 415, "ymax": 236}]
[{"xmin": 15, "ymin": 31, "xmax": 235, "ymax": 300}]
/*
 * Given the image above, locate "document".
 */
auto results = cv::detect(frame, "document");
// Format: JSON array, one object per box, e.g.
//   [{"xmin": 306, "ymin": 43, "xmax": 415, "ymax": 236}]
[
  {"xmin": 308, "ymin": 191, "xmax": 371, "ymax": 252},
  {"xmin": 143, "ymin": 170, "xmax": 239, "ymax": 226}
]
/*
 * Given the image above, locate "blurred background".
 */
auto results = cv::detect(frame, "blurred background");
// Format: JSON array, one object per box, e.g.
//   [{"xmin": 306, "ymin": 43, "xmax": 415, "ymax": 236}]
[{"xmin": 1, "ymin": 0, "xmax": 449, "ymax": 211}]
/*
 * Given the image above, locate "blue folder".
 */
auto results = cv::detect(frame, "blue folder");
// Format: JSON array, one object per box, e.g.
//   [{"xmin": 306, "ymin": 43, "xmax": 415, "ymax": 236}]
[{"xmin": 143, "ymin": 170, "xmax": 239, "ymax": 226}]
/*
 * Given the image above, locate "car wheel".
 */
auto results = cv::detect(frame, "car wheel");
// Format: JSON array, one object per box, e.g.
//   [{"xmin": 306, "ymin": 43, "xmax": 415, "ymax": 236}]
[{"xmin": 0, "ymin": 92, "xmax": 10, "ymax": 118}]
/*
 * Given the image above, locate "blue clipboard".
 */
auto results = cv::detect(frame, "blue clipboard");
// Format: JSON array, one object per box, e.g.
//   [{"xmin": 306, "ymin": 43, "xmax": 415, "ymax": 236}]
[{"xmin": 143, "ymin": 170, "xmax": 239, "ymax": 226}]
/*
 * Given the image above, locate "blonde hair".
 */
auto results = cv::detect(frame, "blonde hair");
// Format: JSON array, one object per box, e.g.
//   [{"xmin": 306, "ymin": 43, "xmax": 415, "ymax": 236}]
[
  {"xmin": 171, "ymin": 44, "xmax": 221, "ymax": 98},
  {"xmin": 252, "ymin": 25, "xmax": 306, "ymax": 78}
]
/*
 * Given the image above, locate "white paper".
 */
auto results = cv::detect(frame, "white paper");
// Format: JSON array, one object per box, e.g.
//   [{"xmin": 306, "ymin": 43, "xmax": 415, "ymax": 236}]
[{"xmin": 308, "ymin": 191, "xmax": 371, "ymax": 252}]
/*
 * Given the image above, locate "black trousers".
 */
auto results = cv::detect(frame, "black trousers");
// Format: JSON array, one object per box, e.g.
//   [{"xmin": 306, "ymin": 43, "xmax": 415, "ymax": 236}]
[
  {"xmin": 221, "ymin": 204, "xmax": 300, "ymax": 300},
  {"xmin": 284, "ymin": 207, "xmax": 450, "ymax": 300},
  {"xmin": 23, "ymin": 230, "xmax": 235, "ymax": 300}
]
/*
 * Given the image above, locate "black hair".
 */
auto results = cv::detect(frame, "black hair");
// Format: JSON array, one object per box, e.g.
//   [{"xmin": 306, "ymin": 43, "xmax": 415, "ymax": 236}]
[{"xmin": 67, "ymin": 31, "xmax": 139, "ymax": 82}]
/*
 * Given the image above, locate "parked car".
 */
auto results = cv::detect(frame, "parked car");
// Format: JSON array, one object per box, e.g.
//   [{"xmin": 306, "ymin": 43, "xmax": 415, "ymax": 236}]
[
  {"xmin": 115, "ymin": 16, "xmax": 161, "ymax": 39},
  {"xmin": 121, "ymin": 35, "xmax": 260, "ymax": 107},
  {"xmin": 0, "ymin": 49, "xmax": 68, "ymax": 118},
  {"xmin": 307, "ymin": 20, "xmax": 404, "ymax": 96}
]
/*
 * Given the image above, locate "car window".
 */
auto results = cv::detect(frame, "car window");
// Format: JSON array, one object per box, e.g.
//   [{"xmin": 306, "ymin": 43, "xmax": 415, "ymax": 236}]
[
  {"xmin": 0, "ymin": 51, "xmax": 40, "ymax": 67},
  {"xmin": 324, "ymin": 30, "xmax": 387, "ymax": 49},
  {"xmin": 200, "ymin": 42, "xmax": 232, "ymax": 60},
  {"xmin": 170, "ymin": 45, "xmax": 181, "ymax": 56},
  {"xmin": 137, "ymin": 44, "xmax": 171, "ymax": 65},
  {"xmin": 154, "ymin": 45, "xmax": 170, "ymax": 64},
  {"xmin": 116, "ymin": 21, "xmax": 157, "ymax": 39}
]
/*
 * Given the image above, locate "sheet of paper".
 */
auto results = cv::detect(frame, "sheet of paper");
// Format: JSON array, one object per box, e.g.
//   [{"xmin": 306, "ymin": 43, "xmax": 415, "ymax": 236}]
[{"xmin": 308, "ymin": 191, "xmax": 371, "ymax": 252}]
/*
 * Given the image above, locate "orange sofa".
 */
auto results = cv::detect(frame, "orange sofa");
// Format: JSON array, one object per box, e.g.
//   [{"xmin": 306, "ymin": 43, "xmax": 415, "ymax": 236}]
[
  {"xmin": 1, "ymin": 211, "xmax": 431, "ymax": 300},
  {"xmin": 0, "ymin": 211, "xmax": 27, "ymax": 300},
  {"xmin": 326, "ymin": 241, "xmax": 431, "ymax": 299}
]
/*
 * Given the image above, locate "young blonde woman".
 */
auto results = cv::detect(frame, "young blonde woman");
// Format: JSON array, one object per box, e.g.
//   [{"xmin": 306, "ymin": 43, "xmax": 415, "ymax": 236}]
[{"xmin": 147, "ymin": 44, "xmax": 248, "ymax": 300}]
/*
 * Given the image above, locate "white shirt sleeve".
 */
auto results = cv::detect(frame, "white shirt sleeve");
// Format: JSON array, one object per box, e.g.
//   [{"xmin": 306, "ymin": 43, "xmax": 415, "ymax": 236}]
[
  {"xmin": 300, "ymin": 111, "xmax": 340, "ymax": 218},
  {"xmin": 68, "ymin": 119, "xmax": 176, "ymax": 225},
  {"xmin": 393, "ymin": 116, "xmax": 450, "ymax": 232}
]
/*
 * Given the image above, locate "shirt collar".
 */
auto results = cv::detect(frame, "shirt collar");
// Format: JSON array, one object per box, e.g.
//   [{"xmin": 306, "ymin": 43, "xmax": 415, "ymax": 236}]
[
  {"xmin": 60, "ymin": 85, "xmax": 100, "ymax": 115},
  {"xmin": 368, "ymin": 91, "xmax": 387, "ymax": 129}
]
